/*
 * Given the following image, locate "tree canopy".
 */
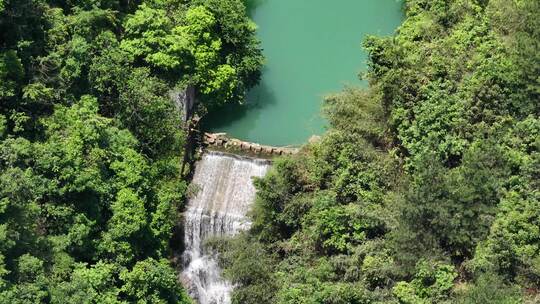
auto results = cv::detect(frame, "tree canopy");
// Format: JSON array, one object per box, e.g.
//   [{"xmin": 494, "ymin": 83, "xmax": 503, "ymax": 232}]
[
  {"xmin": 218, "ymin": 0, "xmax": 539, "ymax": 303},
  {"xmin": 0, "ymin": 0, "xmax": 262, "ymax": 302}
]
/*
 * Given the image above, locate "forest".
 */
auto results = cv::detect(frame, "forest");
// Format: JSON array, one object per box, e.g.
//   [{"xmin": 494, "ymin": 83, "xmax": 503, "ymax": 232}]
[
  {"xmin": 1, "ymin": 0, "xmax": 539, "ymax": 303},
  {"xmin": 0, "ymin": 0, "xmax": 261, "ymax": 302},
  {"xmin": 214, "ymin": 0, "xmax": 540, "ymax": 303}
]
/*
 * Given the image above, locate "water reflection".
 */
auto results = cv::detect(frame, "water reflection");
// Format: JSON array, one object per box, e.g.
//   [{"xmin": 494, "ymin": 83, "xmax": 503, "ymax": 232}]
[{"xmin": 201, "ymin": 81, "xmax": 276, "ymax": 140}]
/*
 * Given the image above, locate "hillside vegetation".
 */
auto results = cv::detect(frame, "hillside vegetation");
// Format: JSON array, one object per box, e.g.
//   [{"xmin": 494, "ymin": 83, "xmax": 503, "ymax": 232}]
[
  {"xmin": 0, "ymin": 0, "xmax": 261, "ymax": 302},
  {"xmin": 217, "ymin": 0, "xmax": 539, "ymax": 303}
]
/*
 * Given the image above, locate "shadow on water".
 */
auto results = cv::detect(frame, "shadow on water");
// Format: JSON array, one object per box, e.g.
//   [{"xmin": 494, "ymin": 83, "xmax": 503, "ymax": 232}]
[
  {"xmin": 201, "ymin": 81, "xmax": 277, "ymax": 137},
  {"xmin": 243, "ymin": 0, "xmax": 267, "ymax": 14},
  {"xmin": 202, "ymin": 0, "xmax": 272, "ymax": 138}
]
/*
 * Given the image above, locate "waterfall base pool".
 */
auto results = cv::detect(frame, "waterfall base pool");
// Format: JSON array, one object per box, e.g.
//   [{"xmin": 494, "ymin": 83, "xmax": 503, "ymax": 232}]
[{"xmin": 204, "ymin": 0, "xmax": 403, "ymax": 146}]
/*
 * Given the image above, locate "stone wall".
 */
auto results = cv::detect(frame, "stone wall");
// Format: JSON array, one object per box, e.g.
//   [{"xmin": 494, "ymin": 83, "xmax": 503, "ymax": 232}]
[{"xmin": 203, "ymin": 132, "xmax": 299, "ymax": 157}]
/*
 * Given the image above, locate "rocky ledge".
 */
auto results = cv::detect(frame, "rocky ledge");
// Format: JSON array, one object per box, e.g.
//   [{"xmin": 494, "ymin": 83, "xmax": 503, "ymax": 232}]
[{"xmin": 203, "ymin": 132, "xmax": 299, "ymax": 157}]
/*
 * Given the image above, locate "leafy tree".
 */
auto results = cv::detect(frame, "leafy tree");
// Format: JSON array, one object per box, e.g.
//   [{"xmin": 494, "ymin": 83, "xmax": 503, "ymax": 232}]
[
  {"xmin": 0, "ymin": 51, "xmax": 24, "ymax": 99},
  {"xmin": 121, "ymin": 0, "xmax": 262, "ymax": 108},
  {"xmin": 455, "ymin": 273, "xmax": 523, "ymax": 304},
  {"xmin": 0, "ymin": 0, "xmax": 262, "ymax": 301},
  {"xmin": 393, "ymin": 261, "xmax": 457, "ymax": 304},
  {"xmin": 120, "ymin": 258, "xmax": 191, "ymax": 304},
  {"xmin": 49, "ymin": 262, "xmax": 122, "ymax": 304}
]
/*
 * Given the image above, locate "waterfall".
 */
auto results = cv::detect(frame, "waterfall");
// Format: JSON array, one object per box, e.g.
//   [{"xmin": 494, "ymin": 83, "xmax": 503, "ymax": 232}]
[{"xmin": 181, "ymin": 151, "xmax": 270, "ymax": 304}]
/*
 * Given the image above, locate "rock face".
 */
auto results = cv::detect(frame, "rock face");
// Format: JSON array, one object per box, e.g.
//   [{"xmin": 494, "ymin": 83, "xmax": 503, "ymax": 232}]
[
  {"xmin": 170, "ymin": 85, "xmax": 196, "ymax": 122},
  {"xmin": 203, "ymin": 132, "xmax": 299, "ymax": 156}
]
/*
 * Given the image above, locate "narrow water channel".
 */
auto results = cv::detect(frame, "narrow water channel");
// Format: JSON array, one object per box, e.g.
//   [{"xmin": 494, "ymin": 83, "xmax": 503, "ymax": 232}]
[{"xmin": 204, "ymin": 0, "xmax": 403, "ymax": 146}]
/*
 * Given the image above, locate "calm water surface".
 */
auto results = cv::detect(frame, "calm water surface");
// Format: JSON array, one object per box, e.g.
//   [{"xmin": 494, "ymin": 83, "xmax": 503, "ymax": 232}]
[{"xmin": 204, "ymin": 0, "xmax": 403, "ymax": 146}]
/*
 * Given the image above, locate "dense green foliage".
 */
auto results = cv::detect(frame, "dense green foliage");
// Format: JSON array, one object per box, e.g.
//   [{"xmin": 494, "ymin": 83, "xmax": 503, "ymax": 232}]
[
  {"xmin": 219, "ymin": 0, "xmax": 539, "ymax": 303},
  {"xmin": 2, "ymin": 0, "xmax": 538, "ymax": 302},
  {"xmin": 0, "ymin": 0, "xmax": 261, "ymax": 302}
]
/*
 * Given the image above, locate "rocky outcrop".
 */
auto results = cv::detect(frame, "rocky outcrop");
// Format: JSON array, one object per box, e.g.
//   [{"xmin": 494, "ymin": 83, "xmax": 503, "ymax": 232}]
[
  {"xmin": 170, "ymin": 85, "xmax": 196, "ymax": 122},
  {"xmin": 203, "ymin": 133, "xmax": 299, "ymax": 157}
]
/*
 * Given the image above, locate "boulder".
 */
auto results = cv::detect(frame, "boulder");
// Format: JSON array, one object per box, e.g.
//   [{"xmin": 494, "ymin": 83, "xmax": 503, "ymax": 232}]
[{"xmin": 308, "ymin": 135, "xmax": 322, "ymax": 144}]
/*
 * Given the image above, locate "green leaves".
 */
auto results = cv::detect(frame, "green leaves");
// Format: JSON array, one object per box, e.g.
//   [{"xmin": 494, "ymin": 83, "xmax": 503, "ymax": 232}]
[
  {"xmin": 114, "ymin": 67, "xmax": 184, "ymax": 158},
  {"xmin": 472, "ymin": 190, "xmax": 540, "ymax": 288},
  {"xmin": 120, "ymin": 258, "xmax": 190, "ymax": 304},
  {"xmin": 122, "ymin": 4, "xmax": 176, "ymax": 66},
  {"xmin": 0, "ymin": 51, "xmax": 24, "ymax": 99},
  {"xmin": 393, "ymin": 261, "xmax": 457, "ymax": 304},
  {"xmin": 49, "ymin": 261, "xmax": 122, "ymax": 304},
  {"xmin": 307, "ymin": 204, "xmax": 370, "ymax": 254},
  {"xmin": 100, "ymin": 189, "xmax": 147, "ymax": 264},
  {"xmin": 120, "ymin": 0, "xmax": 262, "ymax": 107},
  {"xmin": 108, "ymin": 189, "xmax": 147, "ymax": 240},
  {"xmin": 222, "ymin": 1, "xmax": 539, "ymax": 303},
  {"xmin": 0, "ymin": 93, "xmax": 188, "ymax": 301},
  {"xmin": 0, "ymin": 0, "xmax": 270, "ymax": 302}
]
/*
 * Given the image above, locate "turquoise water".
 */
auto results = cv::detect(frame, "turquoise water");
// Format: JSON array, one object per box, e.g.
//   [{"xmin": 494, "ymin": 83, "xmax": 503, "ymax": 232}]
[{"xmin": 205, "ymin": 0, "xmax": 403, "ymax": 146}]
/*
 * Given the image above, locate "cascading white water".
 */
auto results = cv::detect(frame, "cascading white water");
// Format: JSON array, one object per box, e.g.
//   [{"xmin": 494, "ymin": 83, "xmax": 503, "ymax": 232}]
[{"xmin": 181, "ymin": 151, "xmax": 270, "ymax": 304}]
